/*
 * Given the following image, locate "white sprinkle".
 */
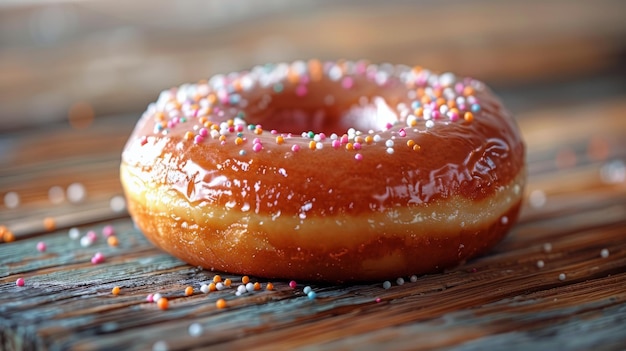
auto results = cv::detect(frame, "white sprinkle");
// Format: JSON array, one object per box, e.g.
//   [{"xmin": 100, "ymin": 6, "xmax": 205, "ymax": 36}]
[
  {"xmin": 396, "ymin": 277, "xmax": 405, "ymax": 286},
  {"xmin": 382, "ymin": 281, "xmax": 391, "ymax": 289},
  {"xmin": 237, "ymin": 284, "xmax": 247, "ymax": 294},
  {"xmin": 4, "ymin": 191, "xmax": 20, "ymax": 209},
  {"xmin": 529, "ymin": 190, "xmax": 547, "ymax": 208},
  {"xmin": 329, "ymin": 65, "xmax": 342, "ymax": 81},
  {"xmin": 245, "ymin": 282, "xmax": 255, "ymax": 293},
  {"xmin": 558, "ymin": 273, "xmax": 566, "ymax": 281},
  {"xmin": 439, "ymin": 72, "xmax": 456, "ymax": 87},
  {"xmin": 386, "ymin": 147, "xmax": 394, "ymax": 155},
  {"xmin": 536, "ymin": 260, "xmax": 545, "ymax": 268},
  {"xmin": 303, "ymin": 286, "xmax": 312, "ymax": 294},
  {"xmin": 316, "ymin": 142, "xmax": 324, "ymax": 150},
  {"xmin": 409, "ymin": 275, "xmax": 418, "ymax": 283},
  {"xmin": 543, "ymin": 243, "xmax": 552, "ymax": 253},
  {"xmin": 152, "ymin": 340, "xmax": 169, "ymax": 351},
  {"xmin": 68, "ymin": 227, "xmax": 80, "ymax": 240},
  {"xmin": 200, "ymin": 284, "xmax": 210, "ymax": 294},
  {"xmin": 80, "ymin": 235, "xmax": 93, "ymax": 247},
  {"xmin": 188, "ymin": 323, "xmax": 203, "ymax": 337},
  {"xmin": 385, "ymin": 140, "xmax": 394, "ymax": 148},
  {"xmin": 600, "ymin": 248, "xmax": 609, "ymax": 258},
  {"xmin": 425, "ymin": 120, "xmax": 435, "ymax": 129},
  {"xmin": 48, "ymin": 186, "xmax": 65, "ymax": 204},
  {"xmin": 373, "ymin": 135, "xmax": 382, "ymax": 143},
  {"xmin": 110, "ymin": 195, "xmax": 126, "ymax": 212},
  {"xmin": 152, "ymin": 293, "xmax": 162, "ymax": 303},
  {"xmin": 500, "ymin": 216, "xmax": 509, "ymax": 225},
  {"xmin": 216, "ymin": 282, "xmax": 225, "ymax": 291},
  {"xmin": 67, "ymin": 182, "xmax": 86, "ymax": 203}
]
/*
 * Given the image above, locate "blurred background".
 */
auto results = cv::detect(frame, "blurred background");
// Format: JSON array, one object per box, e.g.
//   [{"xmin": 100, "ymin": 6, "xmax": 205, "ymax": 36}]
[{"xmin": 1, "ymin": 0, "xmax": 626, "ymax": 224}]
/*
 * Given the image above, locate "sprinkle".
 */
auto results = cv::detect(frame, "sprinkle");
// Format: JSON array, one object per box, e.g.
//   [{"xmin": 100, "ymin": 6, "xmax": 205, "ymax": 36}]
[
  {"xmin": 216, "ymin": 298, "xmax": 227, "ymax": 309},
  {"xmin": 303, "ymin": 286, "xmax": 312, "ymax": 294},
  {"xmin": 208, "ymin": 282, "xmax": 217, "ymax": 292},
  {"xmin": 375, "ymin": 298, "xmax": 382, "ymax": 303},
  {"xmin": 558, "ymin": 273, "xmax": 566, "ymax": 281},
  {"xmin": 91, "ymin": 252, "xmax": 105, "ymax": 264},
  {"xmin": 2, "ymin": 227, "xmax": 15, "ymax": 243},
  {"xmin": 600, "ymin": 248, "xmax": 609, "ymax": 258},
  {"xmin": 146, "ymin": 294, "xmax": 154, "ymax": 302},
  {"xmin": 396, "ymin": 277, "xmax": 405, "ymax": 286},
  {"xmin": 152, "ymin": 293, "xmax": 162, "ymax": 302},
  {"xmin": 543, "ymin": 243, "xmax": 552, "ymax": 253},
  {"xmin": 275, "ymin": 136, "xmax": 284, "ymax": 145},
  {"xmin": 382, "ymin": 281, "xmax": 392, "ymax": 289},
  {"xmin": 386, "ymin": 148, "xmax": 394, "ymax": 155},
  {"xmin": 289, "ymin": 280, "xmax": 297, "ymax": 289},
  {"xmin": 295, "ymin": 85, "xmax": 308, "ymax": 97},
  {"xmin": 67, "ymin": 182, "xmax": 86, "ymax": 203},
  {"xmin": 194, "ymin": 135, "xmax": 204, "ymax": 144},
  {"xmin": 471, "ymin": 103, "xmax": 481, "ymax": 113},
  {"xmin": 464, "ymin": 112, "xmax": 474, "ymax": 122},
  {"xmin": 153, "ymin": 341, "xmax": 168, "ymax": 351},
  {"xmin": 188, "ymin": 323, "xmax": 203, "ymax": 337},
  {"xmin": 291, "ymin": 144, "xmax": 300, "ymax": 152},
  {"xmin": 241, "ymin": 276, "xmax": 250, "ymax": 284},
  {"xmin": 16, "ymin": 277, "xmax": 25, "ymax": 287},
  {"xmin": 341, "ymin": 77, "xmax": 354, "ymax": 89},
  {"xmin": 102, "ymin": 225, "xmax": 115, "ymax": 237},
  {"xmin": 409, "ymin": 275, "xmax": 418, "ymax": 283},
  {"xmin": 245, "ymin": 282, "xmax": 255, "ymax": 292},
  {"xmin": 536, "ymin": 260, "xmax": 545, "ymax": 268},
  {"xmin": 308, "ymin": 141, "xmax": 317, "ymax": 150},
  {"xmin": 157, "ymin": 297, "xmax": 169, "ymax": 310},
  {"xmin": 252, "ymin": 142, "xmax": 263, "ymax": 152},
  {"xmin": 107, "ymin": 236, "xmax": 119, "ymax": 247},
  {"xmin": 36, "ymin": 241, "xmax": 46, "ymax": 252},
  {"xmin": 355, "ymin": 153, "xmax": 363, "ymax": 161},
  {"xmin": 200, "ymin": 284, "xmax": 210, "ymax": 294},
  {"xmin": 213, "ymin": 275, "xmax": 222, "ymax": 283},
  {"xmin": 184, "ymin": 286, "xmax": 194, "ymax": 296},
  {"xmin": 112, "ymin": 286, "xmax": 121, "ymax": 295},
  {"xmin": 109, "ymin": 196, "xmax": 126, "ymax": 212},
  {"xmin": 236, "ymin": 284, "xmax": 247, "ymax": 295},
  {"xmin": 425, "ymin": 120, "xmax": 435, "ymax": 128},
  {"xmin": 80, "ymin": 235, "xmax": 93, "ymax": 247},
  {"xmin": 68, "ymin": 227, "xmax": 80, "ymax": 240},
  {"xmin": 224, "ymin": 278, "xmax": 232, "ymax": 287},
  {"xmin": 266, "ymin": 282, "xmax": 274, "ymax": 291},
  {"xmin": 3, "ymin": 191, "xmax": 20, "ymax": 209},
  {"xmin": 216, "ymin": 282, "xmax": 225, "ymax": 291},
  {"xmin": 307, "ymin": 291, "xmax": 317, "ymax": 300},
  {"xmin": 43, "ymin": 217, "xmax": 56, "ymax": 231}
]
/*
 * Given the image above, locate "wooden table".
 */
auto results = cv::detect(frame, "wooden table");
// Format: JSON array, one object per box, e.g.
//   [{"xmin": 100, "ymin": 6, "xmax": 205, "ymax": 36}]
[{"xmin": 2, "ymin": 1, "xmax": 626, "ymax": 350}]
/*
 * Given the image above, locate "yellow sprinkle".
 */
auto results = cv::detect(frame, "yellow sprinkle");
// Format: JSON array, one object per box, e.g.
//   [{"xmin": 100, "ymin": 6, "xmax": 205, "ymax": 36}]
[
  {"xmin": 254, "ymin": 128, "xmax": 263, "ymax": 135},
  {"xmin": 276, "ymin": 136, "xmax": 284, "ymax": 145},
  {"xmin": 184, "ymin": 131, "xmax": 194, "ymax": 141},
  {"xmin": 235, "ymin": 137, "xmax": 244, "ymax": 145},
  {"xmin": 227, "ymin": 119, "xmax": 234, "ymax": 126},
  {"xmin": 219, "ymin": 135, "xmax": 226, "ymax": 142},
  {"xmin": 364, "ymin": 136, "xmax": 373, "ymax": 144},
  {"xmin": 309, "ymin": 141, "xmax": 317, "ymax": 150},
  {"xmin": 345, "ymin": 143, "xmax": 354, "ymax": 151}
]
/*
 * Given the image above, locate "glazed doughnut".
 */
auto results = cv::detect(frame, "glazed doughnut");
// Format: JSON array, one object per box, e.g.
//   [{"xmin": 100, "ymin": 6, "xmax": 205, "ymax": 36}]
[{"xmin": 120, "ymin": 60, "xmax": 525, "ymax": 282}]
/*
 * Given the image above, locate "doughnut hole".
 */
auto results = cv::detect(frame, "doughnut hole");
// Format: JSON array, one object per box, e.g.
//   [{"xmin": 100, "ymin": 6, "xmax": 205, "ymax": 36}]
[{"xmin": 244, "ymin": 77, "xmax": 408, "ymax": 135}]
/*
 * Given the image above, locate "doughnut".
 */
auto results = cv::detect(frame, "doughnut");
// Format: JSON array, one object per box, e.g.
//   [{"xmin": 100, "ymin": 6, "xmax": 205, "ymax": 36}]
[{"xmin": 120, "ymin": 60, "xmax": 526, "ymax": 282}]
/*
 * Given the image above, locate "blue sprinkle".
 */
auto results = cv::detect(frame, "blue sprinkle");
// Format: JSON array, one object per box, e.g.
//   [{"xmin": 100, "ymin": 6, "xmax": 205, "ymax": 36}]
[
  {"xmin": 471, "ymin": 104, "xmax": 481, "ymax": 113},
  {"xmin": 307, "ymin": 291, "xmax": 316, "ymax": 300},
  {"xmin": 411, "ymin": 101, "xmax": 421, "ymax": 109},
  {"xmin": 229, "ymin": 94, "xmax": 241, "ymax": 105},
  {"xmin": 239, "ymin": 150, "xmax": 247, "ymax": 156}
]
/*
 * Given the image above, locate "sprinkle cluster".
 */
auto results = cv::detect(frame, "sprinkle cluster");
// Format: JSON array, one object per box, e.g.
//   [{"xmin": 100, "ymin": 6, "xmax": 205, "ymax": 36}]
[{"xmin": 139, "ymin": 60, "xmax": 484, "ymax": 161}]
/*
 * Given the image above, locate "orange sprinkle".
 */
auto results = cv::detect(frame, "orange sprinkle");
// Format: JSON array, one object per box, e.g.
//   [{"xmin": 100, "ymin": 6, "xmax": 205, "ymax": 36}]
[
  {"xmin": 420, "ymin": 96, "xmax": 431, "ymax": 104},
  {"xmin": 235, "ymin": 137, "xmax": 244, "ymax": 145},
  {"xmin": 253, "ymin": 282, "xmax": 261, "ymax": 291},
  {"xmin": 107, "ymin": 236, "xmax": 119, "ymax": 247},
  {"xmin": 207, "ymin": 94, "xmax": 217, "ymax": 104},
  {"xmin": 447, "ymin": 100, "xmax": 457, "ymax": 109},
  {"xmin": 216, "ymin": 298, "xmax": 227, "ymax": 309},
  {"xmin": 364, "ymin": 136, "xmax": 373, "ymax": 144},
  {"xmin": 308, "ymin": 59, "xmax": 323, "ymax": 82},
  {"xmin": 213, "ymin": 275, "xmax": 222, "ymax": 283},
  {"xmin": 210, "ymin": 123, "xmax": 219, "ymax": 130},
  {"xmin": 407, "ymin": 140, "xmax": 416, "ymax": 148},
  {"xmin": 184, "ymin": 131, "xmax": 194, "ymax": 141},
  {"xmin": 208, "ymin": 282, "xmax": 217, "ymax": 292},
  {"xmin": 224, "ymin": 278, "xmax": 232, "ymax": 287},
  {"xmin": 154, "ymin": 112, "xmax": 165, "ymax": 121},
  {"xmin": 43, "ymin": 217, "xmax": 56, "ymax": 231},
  {"xmin": 436, "ymin": 97, "xmax": 446, "ymax": 107},
  {"xmin": 199, "ymin": 116, "xmax": 208, "ymax": 124},
  {"xmin": 345, "ymin": 143, "xmax": 354, "ymax": 151},
  {"xmin": 111, "ymin": 286, "xmax": 121, "ymax": 296},
  {"xmin": 254, "ymin": 128, "xmax": 263, "ymax": 135},
  {"xmin": 185, "ymin": 286, "xmax": 194, "ymax": 296},
  {"xmin": 413, "ymin": 144, "xmax": 422, "ymax": 152},
  {"xmin": 414, "ymin": 107, "xmax": 423, "ymax": 117},
  {"xmin": 157, "ymin": 297, "xmax": 169, "ymax": 310},
  {"xmin": 287, "ymin": 68, "xmax": 300, "ymax": 84},
  {"xmin": 227, "ymin": 119, "xmax": 234, "ymax": 127},
  {"xmin": 464, "ymin": 112, "xmax": 474, "ymax": 122},
  {"xmin": 308, "ymin": 141, "xmax": 317, "ymax": 150},
  {"xmin": 275, "ymin": 136, "xmax": 284, "ymax": 145},
  {"xmin": 241, "ymin": 276, "xmax": 250, "ymax": 284},
  {"xmin": 463, "ymin": 86, "xmax": 475, "ymax": 96},
  {"xmin": 266, "ymin": 282, "xmax": 274, "ymax": 291},
  {"xmin": 2, "ymin": 226, "xmax": 15, "ymax": 243}
]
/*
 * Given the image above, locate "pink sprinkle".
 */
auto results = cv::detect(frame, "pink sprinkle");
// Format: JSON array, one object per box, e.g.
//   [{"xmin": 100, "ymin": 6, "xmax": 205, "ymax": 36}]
[
  {"xmin": 385, "ymin": 123, "xmax": 393, "ymax": 130},
  {"xmin": 398, "ymin": 129, "xmax": 407, "ymax": 137},
  {"xmin": 355, "ymin": 153, "xmax": 363, "ymax": 161},
  {"xmin": 300, "ymin": 75, "xmax": 310, "ymax": 85},
  {"xmin": 449, "ymin": 111, "xmax": 459, "ymax": 121},
  {"xmin": 252, "ymin": 143, "xmax": 263, "ymax": 152},
  {"xmin": 146, "ymin": 294, "xmax": 154, "ymax": 302},
  {"xmin": 236, "ymin": 125, "xmax": 244, "ymax": 132},
  {"xmin": 102, "ymin": 225, "xmax": 115, "ymax": 238},
  {"xmin": 16, "ymin": 278, "xmax": 25, "ymax": 287},
  {"xmin": 253, "ymin": 138, "xmax": 261, "ymax": 144},
  {"xmin": 194, "ymin": 135, "xmax": 204, "ymax": 144},
  {"xmin": 291, "ymin": 145, "xmax": 300, "ymax": 152},
  {"xmin": 295, "ymin": 85, "xmax": 308, "ymax": 97},
  {"xmin": 356, "ymin": 61, "xmax": 367, "ymax": 74},
  {"xmin": 332, "ymin": 140, "xmax": 341, "ymax": 149},
  {"xmin": 199, "ymin": 128, "xmax": 209, "ymax": 137},
  {"xmin": 375, "ymin": 297, "xmax": 381, "ymax": 303},
  {"xmin": 86, "ymin": 230, "xmax": 98, "ymax": 243},
  {"xmin": 341, "ymin": 77, "xmax": 354, "ymax": 89},
  {"xmin": 289, "ymin": 280, "xmax": 297, "ymax": 289},
  {"xmin": 353, "ymin": 142, "xmax": 362, "ymax": 150},
  {"xmin": 340, "ymin": 135, "xmax": 349, "ymax": 144},
  {"xmin": 91, "ymin": 252, "xmax": 105, "ymax": 265},
  {"xmin": 271, "ymin": 129, "xmax": 278, "ymax": 135},
  {"xmin": 431, "ymin": 111, "xmax": 441, "ymax": 119},
  {"xmin": 228, "ymin": 126, "xmax": 235, "ymax": 133},
  {"xmin": 36, "ymin": 241, "xmax": 47, "ymax": 252},
  {"xmin": 318, "ymin": 133, "xmax": 327, "ymax": 141},
  {"xmin": 140, "ymin": 136, "xmax": 148, "ymax": 146},
  {"xmin": 455, "ymin": 82, "xmax": 465, "ymax": 94}
]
